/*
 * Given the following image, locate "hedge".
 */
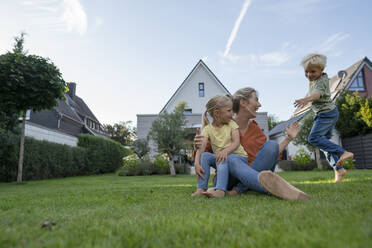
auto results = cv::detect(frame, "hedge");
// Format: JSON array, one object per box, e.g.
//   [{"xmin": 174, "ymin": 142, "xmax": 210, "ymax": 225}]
[{"xmin": 0, "ymin": 131, "xmax": 129, "ymax": 182}]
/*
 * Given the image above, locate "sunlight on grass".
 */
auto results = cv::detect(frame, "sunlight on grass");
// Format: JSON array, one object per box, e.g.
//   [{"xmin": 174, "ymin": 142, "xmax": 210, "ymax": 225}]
[{"xmin": 291, "ymin": 176, "xmax": 372, "ymax": 185}]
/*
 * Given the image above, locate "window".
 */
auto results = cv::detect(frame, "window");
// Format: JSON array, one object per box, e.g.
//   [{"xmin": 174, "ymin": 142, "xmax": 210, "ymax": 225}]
[
  {"xmin": 184, "ymin": 108, "xmax": 192, "ymax": 114},
  {"xmin": 349, "ymin": 70, "xmax": 365, "ymax": 91},
  {"xmin": 198, "ymin": 82, "xmax": 205, "ymax": 97}
]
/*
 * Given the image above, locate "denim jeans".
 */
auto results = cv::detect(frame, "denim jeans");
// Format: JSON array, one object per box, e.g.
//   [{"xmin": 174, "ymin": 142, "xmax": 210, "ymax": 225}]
[
  {"xmin": 227, "ymin": 140, "xmax": 279, "ymax": 194},
  {"xmin": 196, "ymin": 152, "xmax": 230, "ymax": 192},
  {"xmin": 308, "ymin": 108, "xmax": 345, "ymax": 170}
]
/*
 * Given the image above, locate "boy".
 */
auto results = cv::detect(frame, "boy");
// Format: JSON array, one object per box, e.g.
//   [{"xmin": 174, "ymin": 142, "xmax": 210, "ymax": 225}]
[{"xmin": 294, "ymin": 53, "xmax": 353, "ymax": 182}]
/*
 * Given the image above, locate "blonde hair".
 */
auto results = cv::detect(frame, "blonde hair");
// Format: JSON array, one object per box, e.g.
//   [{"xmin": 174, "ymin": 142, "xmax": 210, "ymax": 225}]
[
  {"xmin": 301, "ymin": 53, "xmax": 327, "ymax": 69},
  {"xmin": 232, "ymin": 87, "xmax": 257, "ymax": 113},
  {"xmin": 202, "ymin": 95, "xmax": 232, "ymax": 128}
]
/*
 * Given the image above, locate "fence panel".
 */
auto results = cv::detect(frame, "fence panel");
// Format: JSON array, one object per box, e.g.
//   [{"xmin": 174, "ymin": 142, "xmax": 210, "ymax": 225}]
[{"xmin": 342, "ymin": 133, "xmax": 372, "ymax": 169}]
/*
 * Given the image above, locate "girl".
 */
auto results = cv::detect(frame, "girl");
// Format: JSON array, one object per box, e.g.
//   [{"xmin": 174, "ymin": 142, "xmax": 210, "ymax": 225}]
[{"xmin": 192, "ymin": 95, "xmax": 248, "ymax": 198}]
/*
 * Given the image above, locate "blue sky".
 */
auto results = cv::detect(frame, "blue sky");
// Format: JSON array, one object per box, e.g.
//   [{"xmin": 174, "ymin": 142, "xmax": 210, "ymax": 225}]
[{"xmin": 1, "ymin": 0, "xmax": 371, "ymax": 126}]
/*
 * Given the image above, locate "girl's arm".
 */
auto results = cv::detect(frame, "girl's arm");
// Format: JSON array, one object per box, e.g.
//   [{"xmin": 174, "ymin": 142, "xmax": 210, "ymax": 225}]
[
  {"xmin": 194, "ymin": 136, "xmax": 209, "ymax": 180},
  {"xmin": 216, "ymin": 129, "xmax": 240, "ymax": 163}
]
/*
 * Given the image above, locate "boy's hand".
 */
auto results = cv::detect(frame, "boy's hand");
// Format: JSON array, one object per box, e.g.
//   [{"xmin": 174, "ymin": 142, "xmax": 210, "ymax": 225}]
[
  {"xmin": 195, "ymin": 163, "xmax": 205, "ymax": 180},
  {"xmin": 216, "ymin": 150, "xmax": 228, "ymax": 164},
  {"xmin": 294, "ymin": 98, "xmax": 308, "ymax": 108}
]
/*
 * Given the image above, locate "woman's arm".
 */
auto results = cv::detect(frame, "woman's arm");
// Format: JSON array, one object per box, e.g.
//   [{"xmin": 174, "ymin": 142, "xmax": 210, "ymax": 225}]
[
  {"xmin": 216, "ymin": 129, "xmax": 240, "ymax": 163},
  {"xmin": 279, "ymin": 121, "xmax": 300, "ymax": 153}
]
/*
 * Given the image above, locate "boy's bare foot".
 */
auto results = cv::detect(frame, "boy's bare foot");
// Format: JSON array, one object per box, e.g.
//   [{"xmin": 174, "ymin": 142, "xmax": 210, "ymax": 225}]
[
  {"xmin": 203, "ymin": 189, "xmax": 225, "ymax": 198},
  {"xmin": 335, "ymin": 168, "xmax": 347, "ymax": 183},
  {"xmin": 336, "ymin": 151, "xmax": 354, "ymax": 166},
  {"xmin": 227, "ymin": 189, "xmax": 240, "ymax": 196},
  {"xmin": 258, "ymin": 171, "xmax": 311, "ymax": 200},
  {"xmin": 191, "ymin": 189, "xmax": 206, "ymax": 197}
]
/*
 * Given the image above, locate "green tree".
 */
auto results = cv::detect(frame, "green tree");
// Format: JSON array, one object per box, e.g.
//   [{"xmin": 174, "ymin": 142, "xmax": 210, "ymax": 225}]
[
  {"xmin": 0, "ymin": 33, "xmax": 66, "ymax": 183},
  {"xmin": 268, "ymin": 114, "xmax": 281, "ymax": 130},
  {"xmin": 148, "ymin": 101, "xmax": 188, "ymax": 176},
  {"xmin": 132, "ymin": 138, "xmax": 150, "ymax": 161},
  {"xmin": 103, "ymin": 121, "xmax": 136, "ymax": 146}
]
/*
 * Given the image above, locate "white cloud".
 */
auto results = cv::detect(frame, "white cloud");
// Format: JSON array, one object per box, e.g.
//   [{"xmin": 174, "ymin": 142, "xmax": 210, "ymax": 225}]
[
  {"xmin": 60, "ymin": 0, "xmax": 87, "ymax": 35},
  {"xmin": 256, "ymin": 52, "xmax": 289, "ymax": 66},
  {"xmin": 318, "ymin": 32, "xmax": 350, "ymax": 52},
  {"xmin": 223, "ymin": 0, "xmax": 252, "ymax": 57}
]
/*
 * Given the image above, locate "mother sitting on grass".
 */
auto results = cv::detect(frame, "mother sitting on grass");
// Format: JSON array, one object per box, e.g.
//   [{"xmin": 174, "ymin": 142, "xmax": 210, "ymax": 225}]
[{"xmin": 194, "ymin": 87, "xmax": 310, "ymax": 200}]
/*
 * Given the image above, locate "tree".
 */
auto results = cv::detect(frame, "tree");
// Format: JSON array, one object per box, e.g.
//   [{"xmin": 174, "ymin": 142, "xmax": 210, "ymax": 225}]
[
  {"xmin": 132, "ymin": 138, "xmax": 150, "ymax": 161},
  {"xmin": 293, "ymin": 111, "xmax": 323, "ymax": 169},
  {"xmin": 103, "ymin": 121, "xmax": 136, "ymax": 146},
  {"xmin": 148, "ymin": 101, "xmax": 188, "ymax": 176},
  {"xmin": 0, "ymin": 33, "xmax": 66, "ymax": 183},
  {"xmin": 268, "ymin": 114, "xmax": 281, "ymax": 130}
]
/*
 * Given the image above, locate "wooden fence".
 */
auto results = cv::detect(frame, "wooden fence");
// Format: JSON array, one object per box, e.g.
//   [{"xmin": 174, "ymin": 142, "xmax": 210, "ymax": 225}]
[{"xmin": 342, "ymin": 133, "xmax": 372, "ymax": 169}]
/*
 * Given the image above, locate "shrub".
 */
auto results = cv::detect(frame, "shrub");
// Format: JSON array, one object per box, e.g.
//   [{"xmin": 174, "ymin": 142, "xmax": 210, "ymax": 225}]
[
  {"xmin": 293, "ymin": 148, "xmax": 312, "ymax": 165},
  {"xmin": 123, "ymin": 154, "xmax": 139, "ymax": 168},
  {"xmin": 342, "ymin": 158, "xmax": 355, "ymax": 170},
  {"xmin": 153, "ymin": 154, "xmax": 169, "ymax": 175},
  {"xmin": 278, "ymin": 160, "xmax": 317, "ymax": 171},
  {"xmin": 78, "ymin": 134, "xmax": 130, "ymax": 174}
]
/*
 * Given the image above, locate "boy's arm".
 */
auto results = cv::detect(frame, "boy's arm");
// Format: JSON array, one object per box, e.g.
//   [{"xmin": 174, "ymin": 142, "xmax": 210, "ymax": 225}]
[
  {"xmin": 194, "ymin": 136, "xmax": 208, "ymax": 180},
  {"xmin": 294, "ymin": 92, "xmax": 320, "ymax": 108},
  {"xmin": 216, "ymin": 129, "xmax": 240, "ymax": 163}
]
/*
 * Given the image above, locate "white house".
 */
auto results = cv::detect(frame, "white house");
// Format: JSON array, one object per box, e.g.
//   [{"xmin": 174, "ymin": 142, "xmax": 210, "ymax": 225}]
[
  {"xmin": 269, "ymin": 57, "xmax": 372, "ymax": 160},
  {"xmin": 137, "ymin": 59, "xmax": 269, "ymax": 158}
]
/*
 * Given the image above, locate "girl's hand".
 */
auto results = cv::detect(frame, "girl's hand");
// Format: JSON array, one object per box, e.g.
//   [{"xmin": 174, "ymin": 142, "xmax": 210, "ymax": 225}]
[
  {"xmin": 216, "ymin": 150, "xmax": 228, "ymax": 163},
  {"xmin": 195, "ymin": 163, "xmax": 205, "ymax": 180}
]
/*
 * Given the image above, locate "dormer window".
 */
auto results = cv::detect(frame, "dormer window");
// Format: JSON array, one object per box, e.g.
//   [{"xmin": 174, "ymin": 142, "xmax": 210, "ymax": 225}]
[
  {"xmin": 184, "ymin": 108, "xmax": 192, "ymax": 114},
  {"xmin": 349, "ymin": 70, "xmax": 365, "ymax": 91},
  {"xmin": 199, "ymin": 82, "xmax": 205, "ymax": 97}
]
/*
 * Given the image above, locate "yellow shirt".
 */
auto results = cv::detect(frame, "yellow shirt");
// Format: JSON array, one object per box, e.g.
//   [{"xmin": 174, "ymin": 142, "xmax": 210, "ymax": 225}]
[{"xmin": 202, "ymin": 120, "xmax": 248, "ymax": 157}]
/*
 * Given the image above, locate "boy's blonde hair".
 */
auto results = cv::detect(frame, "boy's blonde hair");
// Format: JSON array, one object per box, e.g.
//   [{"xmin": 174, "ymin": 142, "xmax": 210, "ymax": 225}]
[
  {"xmin": 301, "ymin": 53, "xmax": 327, "ymax": 69},
  {"xmin": 202, "ymin": 95, "xmax": 232, "ymax": 128},
  {"xmin": 232, "ymin": 87, "xmax": 257, "ymax": 113}
]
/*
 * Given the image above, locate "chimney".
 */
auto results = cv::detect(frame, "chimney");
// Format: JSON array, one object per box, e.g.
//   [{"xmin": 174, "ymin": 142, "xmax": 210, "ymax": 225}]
[{"xmin": 67, "ymin": 82, "xmax": 76, "ymax": 99}]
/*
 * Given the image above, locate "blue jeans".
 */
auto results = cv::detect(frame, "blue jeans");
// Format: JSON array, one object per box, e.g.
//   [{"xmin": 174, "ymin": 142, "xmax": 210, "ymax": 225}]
[
  {"xmin": 196, "ymin": 152, "xmax": 230, "ymax": 192},
  {"xmin": 308, "ymin": 108, "xmax": 345, "ymax": 170},
  {"xmin": 228, "ymin": 140, "xmax": 279, "ymax": 194}
]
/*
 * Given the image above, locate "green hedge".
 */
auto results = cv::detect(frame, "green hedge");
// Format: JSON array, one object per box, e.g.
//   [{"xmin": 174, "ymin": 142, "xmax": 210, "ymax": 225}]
[
  {"xmin": 117, "ymin": 162, "xmax": 190, "ymax": 176},
  {"xmin": 0, "ymin": 131, "xmax": 129, "ymax": 182}
]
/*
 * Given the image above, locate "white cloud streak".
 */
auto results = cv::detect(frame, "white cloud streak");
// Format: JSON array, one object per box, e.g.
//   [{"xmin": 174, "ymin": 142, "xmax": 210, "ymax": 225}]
[
  {"xmin": 60, "ymin": 0, "xmax": 87, "ymax": 35},
  {"xmin": 223, "ymin": 0, "xmax": 252, "ymax": 57},
  {"xmin": 318, "ymin": 32, "xmax": 350, "ymax": 52}
]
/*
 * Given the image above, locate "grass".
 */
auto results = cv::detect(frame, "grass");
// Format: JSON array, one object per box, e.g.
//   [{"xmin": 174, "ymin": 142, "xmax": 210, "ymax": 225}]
[{"xmin": 1, "ymin": 170, "xmax": 371, "ymax": 248}]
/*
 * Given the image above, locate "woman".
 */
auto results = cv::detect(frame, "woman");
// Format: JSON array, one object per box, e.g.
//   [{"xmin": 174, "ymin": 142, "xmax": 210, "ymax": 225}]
[{"xmin": 195, "ymin": 87, "xmax": 310, "ymax": 200}]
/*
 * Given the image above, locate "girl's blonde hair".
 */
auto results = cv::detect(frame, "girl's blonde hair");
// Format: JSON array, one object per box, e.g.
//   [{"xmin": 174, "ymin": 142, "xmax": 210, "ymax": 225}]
[
  {"xmin": 300, "ymin": 53, "xmax": 327, "ymax": 69},
  {"xmin": 202, "ymin": 94, "xmax": 232, "ymax": 128},
  {"xmin": 232, "ymin": 87, "xmax": 257, "ymax": 113}
]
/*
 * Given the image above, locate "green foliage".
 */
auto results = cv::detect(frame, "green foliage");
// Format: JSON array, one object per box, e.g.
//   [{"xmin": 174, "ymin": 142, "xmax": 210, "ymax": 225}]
[
  {"xmin": 277, "ymin": 160, "xmax": 317, "ymax": 171},
  {"xmin": 293, "ymin": 111, "xmax": 315, "ymax": 151},
  {"xmin": 0, "ymin": 130, "xmax": 87, "ymax": 182},
  {"xmin": 293, "ymin": 148, "xmax": 312, "ymax": 165},
  {"xmin": 268, "ymin": 114, "xmax": 281, "ymax": 130},
  {"xmin": 122, "ymin": 154, "xmax": 139, "ymax": 168},
  {"xmin": 149, "ymin": 104, "xmax": 188, "ymax": 159},
  {"xmin": 132, "ymin": 138, "xmax": 150, "ymax": 159},
  {"xmin": 153, "ymin": 154, "xmax": 169, "ymax": 167},
  {"xmin": 103, "ymin": 121, "xmax": 136, "ymax": 146},
  {"xmin": 78, "ymin": 134, "xmax": 130, "ymax": 174},
  {"xmin": 336, "ymin": 92, "xmax": 372, "ymax": 138},
  {"xmin": 0, "ymin": 108, "xmax": 19, "ymax": 133},
  {"xmin": 342, "ymin": 158, "xmax": 356, "ymax": 170}
]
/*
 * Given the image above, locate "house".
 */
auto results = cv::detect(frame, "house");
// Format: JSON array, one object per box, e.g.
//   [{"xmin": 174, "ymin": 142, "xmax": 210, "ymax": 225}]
[
  {"xmin": 25, "ymin": 82, "xmax": 109, "ymax": 146},
  {"xmin": 137, "ymin": 60, "xmax": 269, "ymax": 158},
  {"xmin": 270, "ymin": 56, "xmax": 372, "ymax": 161}
]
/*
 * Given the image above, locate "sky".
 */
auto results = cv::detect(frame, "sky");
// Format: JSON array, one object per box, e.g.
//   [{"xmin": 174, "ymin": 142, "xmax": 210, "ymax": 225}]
[{"xmin": 1, "ymin": 0, "xmax": 371, "ymax": 127}]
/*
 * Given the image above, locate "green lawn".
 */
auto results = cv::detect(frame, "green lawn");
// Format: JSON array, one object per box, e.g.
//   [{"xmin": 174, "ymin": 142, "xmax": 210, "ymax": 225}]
[{"xmin": 1, "ymin": 170, "xmax": 371, "ymax": 248}]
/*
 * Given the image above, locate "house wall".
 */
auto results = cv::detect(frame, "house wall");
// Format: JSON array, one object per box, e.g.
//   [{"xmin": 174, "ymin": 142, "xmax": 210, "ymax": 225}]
[
  {"xmin": 163, "ymin": 65, "xmax": 228, "ymax": 114},
  {"xmin": 360, "ymin": 65, "xmax": 372, "ymax": 98},
  {"xmin": 25, "ymin": 121, "xmax": 78, "ymax": 147}
]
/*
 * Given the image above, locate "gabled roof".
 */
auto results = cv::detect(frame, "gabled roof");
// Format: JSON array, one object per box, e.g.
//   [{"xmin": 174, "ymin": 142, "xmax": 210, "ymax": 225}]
[
  {"xmin": 160, "ymin": 59, "xmax": 230, "ymax": 113},
  {"xmin": 293, "ymin": 57, "xmax": 371, "ymax": 117},
  {"xmin": 269, "ymin": 112, "xmax": 307, "ymax": 137}
]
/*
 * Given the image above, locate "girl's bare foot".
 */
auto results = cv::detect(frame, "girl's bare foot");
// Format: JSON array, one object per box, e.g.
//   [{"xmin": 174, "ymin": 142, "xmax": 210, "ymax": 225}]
[
  {"xmin": 191, "ymin": 188, "xmax": 206, "ymax": 197},
  {"xmin": 203, "ymin": 189, "xmax": 225, "ymax": 198},
  {"xmin": 336, "ymin": 151, "xmax": 354, "ymax": 165},
  {"xmin": 335, "ymin": 168, "xmax": 347, "ymax": 183},
  {"xmin": 227, "ymin": 189, "xmax": 240, "ymax": 196}
]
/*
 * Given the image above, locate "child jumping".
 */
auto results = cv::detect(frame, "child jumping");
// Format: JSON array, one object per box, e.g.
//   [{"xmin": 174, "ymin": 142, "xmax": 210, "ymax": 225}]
[
  {"xmin": 294, "ymin": 53, "xmax": 354, "ymax": 182},
  {"xmin": 192, "ymin": 95, "xmax": 248, "ymax": 198}
]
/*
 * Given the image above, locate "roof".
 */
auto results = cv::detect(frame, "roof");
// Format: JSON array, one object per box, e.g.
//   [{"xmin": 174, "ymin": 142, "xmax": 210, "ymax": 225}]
[
  {"xmin": 293, "ymin": 57, "xmax": 371, "ymax": 116},
  {"xmin": 269, "ymin": 112, "xmax": 307, "ymax": 137},
  {"xmin": 159, "ymin": 59, "xmax": 230, "ymax": 113}
]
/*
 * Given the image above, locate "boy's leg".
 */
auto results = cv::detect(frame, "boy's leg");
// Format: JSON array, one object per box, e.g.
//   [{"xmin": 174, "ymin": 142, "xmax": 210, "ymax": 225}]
[{"xmin": 196, "ymin": 152, "xmax": 216, "ymax": 190}]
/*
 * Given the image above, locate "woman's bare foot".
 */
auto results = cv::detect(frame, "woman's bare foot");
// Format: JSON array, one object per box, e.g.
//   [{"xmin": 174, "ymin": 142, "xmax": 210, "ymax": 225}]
[
  {"xmin": 335, "ymin": 168, "xmax": 347, "ymax": 183},
  {"xmin": 336, "ymin": 151, "xmax": 354, "ymax": 165},
  {"xmin": 203, "ymin": 189, "xmax": 225, "ymax": 198},
  {"xmin": 191, "ymin": 188, "xmax": 206, "ymax": 197},
  {"xmin": 227, "ymin": 189, "xmax": 240, "ymax": 196}
]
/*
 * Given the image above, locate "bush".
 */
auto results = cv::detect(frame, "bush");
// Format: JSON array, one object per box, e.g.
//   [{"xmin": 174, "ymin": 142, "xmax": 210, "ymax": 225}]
[
  {"xmin": 0, "ymin": 130, "xmax": 87, "ymax": 182},
  {"xmin": 342, "ymin": 158, "xmax": 355, "ymax": 170},
  {"xmin": 293, "ymin": 148, "xmax": 312, "ymax": 165},
  {"xmin": 78, "ymin": 134, "xmax": 130, "ymax": 174},
  {"xmin": 278, "ymin": 160, "xmax": 317, "ymax": 171}
]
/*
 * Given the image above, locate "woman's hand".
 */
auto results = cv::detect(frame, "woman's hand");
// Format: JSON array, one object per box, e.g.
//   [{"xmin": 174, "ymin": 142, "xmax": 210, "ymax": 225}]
[
  {"xmin": 193, "ymin": 128, "xmax": 204, "ymax": 150},
  {"xmin": 286, "ymin": 121, "xmax": 300, "ymax": 140},
  {"xmin": 195, "ymin": 163, "xmax": 205, "ymax": 180},
  {"xmin": 216, "ymin": 150, "xmax": 228, "ymax": 164}
]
